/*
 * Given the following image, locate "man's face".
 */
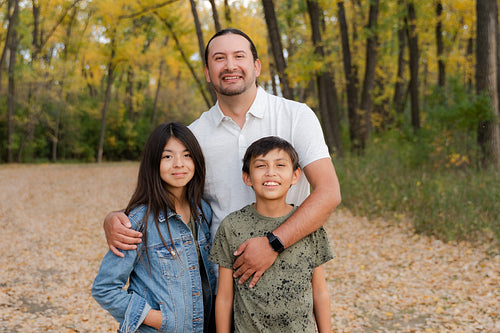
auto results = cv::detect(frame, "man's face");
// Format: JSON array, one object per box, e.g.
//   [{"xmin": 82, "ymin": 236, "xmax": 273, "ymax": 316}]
[{"xmin": 204, "ymin": 33, "xmax": 261, "ymax": 96}]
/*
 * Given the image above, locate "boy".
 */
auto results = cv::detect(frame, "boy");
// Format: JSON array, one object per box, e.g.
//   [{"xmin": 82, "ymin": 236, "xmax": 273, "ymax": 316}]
[{"xmin": 209, "ymin": 136, "xmax": 335, "ymax": 332}]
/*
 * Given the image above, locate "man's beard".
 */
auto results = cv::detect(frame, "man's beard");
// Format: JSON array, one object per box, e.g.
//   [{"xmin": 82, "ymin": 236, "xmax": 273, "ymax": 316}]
[
  {"xmin": 211, "ymin": 82, "xmax": 247, "ymax": 96},
  {"xmin": 210, "ymin": 71, "xmax": 251, "ymax": 96}
]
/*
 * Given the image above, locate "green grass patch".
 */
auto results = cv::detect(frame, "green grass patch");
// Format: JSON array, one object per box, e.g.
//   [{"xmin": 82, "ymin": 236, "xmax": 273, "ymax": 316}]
[{"xmin": 335, "ymin": 131, "xmax": 500, "ymax": 247}]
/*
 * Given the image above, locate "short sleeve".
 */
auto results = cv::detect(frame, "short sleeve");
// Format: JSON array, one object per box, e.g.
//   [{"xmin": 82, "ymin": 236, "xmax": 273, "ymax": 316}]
[
  {"xmin": 291, "ymin": 104, "xmax": 331, "ymax": 168},
  {"xmin": 208, "ymin": 221, "xmax": 235, "ymax": 269},
  {"xmin": 310, "ymin": 227, "xmax": 335, "ymax": 267}
]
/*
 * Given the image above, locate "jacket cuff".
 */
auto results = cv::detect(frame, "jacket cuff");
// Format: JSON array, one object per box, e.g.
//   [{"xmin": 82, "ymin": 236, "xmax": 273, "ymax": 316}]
[{"xmin": 119, "ymin": 292, "xmax": 152, "ymax": 333}]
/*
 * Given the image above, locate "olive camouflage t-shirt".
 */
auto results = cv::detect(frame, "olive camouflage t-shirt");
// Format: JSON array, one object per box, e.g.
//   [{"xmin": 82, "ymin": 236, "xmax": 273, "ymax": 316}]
[{"xmin": 209, "ymin": 204, "xmax": 335, "ymax": 332}]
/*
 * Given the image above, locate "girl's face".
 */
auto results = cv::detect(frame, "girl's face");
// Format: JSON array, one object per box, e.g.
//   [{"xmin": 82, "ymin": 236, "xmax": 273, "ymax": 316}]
[{"xmin": 160, "ymin": 137, "xmax": 195, "ymax": 197}]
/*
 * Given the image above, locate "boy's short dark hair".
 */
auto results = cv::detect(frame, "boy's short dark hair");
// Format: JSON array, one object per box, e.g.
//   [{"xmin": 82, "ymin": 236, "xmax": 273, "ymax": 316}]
[{"xmin": 242, "ymin": 136, "xmax": 300, "ymax": 174}]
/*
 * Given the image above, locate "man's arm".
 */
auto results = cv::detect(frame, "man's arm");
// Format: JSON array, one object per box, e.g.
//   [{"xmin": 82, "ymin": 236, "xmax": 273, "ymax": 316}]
[
  {"xmin": 103, "ymin": 211, "xmax": 143, "ymax": 257},
  {"xmin": 273, "ymin": 157, "xmax": 340, "ymax": 246},
  {"xmin": 215, "ymin": 266, "xmax": 235, "ymax": 333},
  {"xmin": 233, "ymin": 157, "xmax": 340, "ymax": 286}
]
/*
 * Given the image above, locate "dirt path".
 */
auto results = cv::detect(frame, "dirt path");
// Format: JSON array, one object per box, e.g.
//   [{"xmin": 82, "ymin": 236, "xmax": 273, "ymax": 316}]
[{"xmin": 0, "ymin": 163, "xmax": 498, "ymax": 332}]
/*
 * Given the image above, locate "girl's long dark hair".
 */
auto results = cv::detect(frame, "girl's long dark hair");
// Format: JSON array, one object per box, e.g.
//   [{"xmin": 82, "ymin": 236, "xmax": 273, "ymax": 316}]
[{"xmin": 125, "ymin": 122, "xmax": 206, "ymax": 263}]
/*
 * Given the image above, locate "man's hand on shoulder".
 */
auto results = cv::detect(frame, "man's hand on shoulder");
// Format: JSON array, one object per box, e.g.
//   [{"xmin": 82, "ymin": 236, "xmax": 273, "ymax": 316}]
[
  {"xmin": 232, "ymin": 236, "xmax": 278, "ymax": 288},
  {"xmin": 103, "ymin": 211, "xmax": 142, "ymax": 257}
]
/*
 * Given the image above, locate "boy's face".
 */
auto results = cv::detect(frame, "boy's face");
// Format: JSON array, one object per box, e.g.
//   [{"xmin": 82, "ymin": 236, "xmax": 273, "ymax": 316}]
[{"xmin": 242, "ymin": 148, "xmax": 300, "ymax": 202}]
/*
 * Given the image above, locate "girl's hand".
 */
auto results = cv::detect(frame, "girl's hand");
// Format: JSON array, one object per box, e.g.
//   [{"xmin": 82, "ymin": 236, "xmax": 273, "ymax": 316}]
[
  {"xmin": 103, "ymin": 211, "xmax": 142, "ymax": 257},
  {"xmin": 143, "ymin": 309, "xmax": 163, "ymax": 329}
]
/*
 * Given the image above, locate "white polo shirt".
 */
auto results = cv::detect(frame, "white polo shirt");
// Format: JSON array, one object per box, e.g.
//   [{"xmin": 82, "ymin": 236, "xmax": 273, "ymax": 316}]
[{"xmin": 189, "ymin": 87, "xmax": 330, "ymax": 239}]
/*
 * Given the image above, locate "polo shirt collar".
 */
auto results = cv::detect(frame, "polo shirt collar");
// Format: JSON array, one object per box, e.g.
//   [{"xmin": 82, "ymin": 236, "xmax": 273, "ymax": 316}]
[
  {"xmin": 247, "ymin": 86, "xmax": 266, "ymax": 119},
  {"xmin": 211, "ymin": 86, "xmax": 266, "ymax": 125}
]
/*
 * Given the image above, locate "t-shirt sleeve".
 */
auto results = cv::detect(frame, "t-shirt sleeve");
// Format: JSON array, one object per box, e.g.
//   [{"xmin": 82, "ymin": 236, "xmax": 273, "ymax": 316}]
[
  {"xmin": 208, "ymin": 221, "xmax": 235, "ymax": 269},
  {"xmin": 291, "ymin": 104, "xmax": 331, "ymax": 168},
  {"xmin": 310, "ymin": 226, "xmax": 335, "ymax": 267}
]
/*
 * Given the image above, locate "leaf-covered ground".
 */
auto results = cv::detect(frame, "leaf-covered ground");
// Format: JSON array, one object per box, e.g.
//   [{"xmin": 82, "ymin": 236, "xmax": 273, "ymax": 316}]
[{"xmin": 0, "ymin": 163, "xmax": 498, "ymax": 332}]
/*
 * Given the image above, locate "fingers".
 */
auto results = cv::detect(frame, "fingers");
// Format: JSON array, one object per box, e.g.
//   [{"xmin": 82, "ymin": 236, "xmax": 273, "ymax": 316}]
[
  {"xmin": 237, "ymin": 268, "xmax": 256, "ymax": 286},
  {"xmin": 109, "ymin": 245, "xmax": 124, "ymax": 258},
  {"xmin": 104, "ymin": 211, "xmax": 142, "ymax": 253},
  {"xmin": 233, "ymin": 240, "xmax": 248, "ymax": 257},
  {"xmin": 233, "ymin": 253, "xmax": 245, "ymax": 270},
  {"xmin": 116, "ymin": 211, "xmax": 132, "ymax": 228},
  {"xmin": 109, "ymin": 228, "xmax": 142, "ymax": 252},
  {"xmin": 115, "ymin": 224, "xmax": 142, "ymax": 240},
  {"xmin": 247, "ymin": 272, "xmax": 263, "ymax": 289},
  {"xmin": 232, "ymin": 262, "xmax": 251, "ymax": 280},
  {"xmin": 231, "ymin": 237, "xmax": 278, "ymax": 287},
  {"xmin": 233, "ymin": 264, "xmax": 263, "ymax": 287}
]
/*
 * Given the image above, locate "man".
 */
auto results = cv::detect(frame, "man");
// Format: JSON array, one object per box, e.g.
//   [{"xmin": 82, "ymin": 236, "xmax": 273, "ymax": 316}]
[{"xmin": 103, "ymin": 28, "xmax": 341, "ymax": 288}]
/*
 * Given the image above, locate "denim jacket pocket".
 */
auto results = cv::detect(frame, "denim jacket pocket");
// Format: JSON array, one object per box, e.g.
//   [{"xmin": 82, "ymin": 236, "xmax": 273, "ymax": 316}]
[
  {"xmin": 156, "ymin": 246, "xmax": 183, "ymax": 278},
  {"xmin": 159, "ymin": 302, "xmax": 176, "ymax": 332}
]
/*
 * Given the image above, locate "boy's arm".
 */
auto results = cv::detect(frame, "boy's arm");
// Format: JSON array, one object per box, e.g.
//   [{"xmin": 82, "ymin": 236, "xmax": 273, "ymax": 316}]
[
  {"xmin": 312, "ymin": 264, "xmax": 331, "ymax": 333},
  {"xmin": 103, "ymin": 211, "xmax": 143, "ymax": 257},
  {"xmin": 215, "ymin": 266, "xmax": 235, "ymax": 333},
  {"xmin": 233, "ymin": 158, "xmax": 340, "ymax": 286}
]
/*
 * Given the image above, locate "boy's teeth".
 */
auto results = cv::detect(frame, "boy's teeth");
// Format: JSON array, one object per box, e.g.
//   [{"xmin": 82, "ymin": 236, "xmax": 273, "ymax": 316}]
[{"xmin": 264, "ymin": 181, "xmax": 279, "ymax": 186}]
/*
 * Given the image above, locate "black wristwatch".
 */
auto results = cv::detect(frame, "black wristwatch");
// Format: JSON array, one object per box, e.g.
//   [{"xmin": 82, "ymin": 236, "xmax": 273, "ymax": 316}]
[{"xmin": 266, "ymin": 232, "xmax": 285, "ymax": 253}]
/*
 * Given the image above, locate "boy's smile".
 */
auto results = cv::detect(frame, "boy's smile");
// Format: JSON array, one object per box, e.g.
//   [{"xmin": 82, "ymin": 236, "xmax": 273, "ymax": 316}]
[{"xmin": 243, "ymin": 148, "xmax": 300, "ymax": 206}]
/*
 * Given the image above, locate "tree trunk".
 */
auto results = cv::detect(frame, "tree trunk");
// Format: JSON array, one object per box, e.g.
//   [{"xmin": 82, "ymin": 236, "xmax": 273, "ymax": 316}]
[
  {"xmin": 393, "ymin": 0, "xmax": 406, "ymax": 116},
  {"xmin": 126, "ymin": 67, "xmax": 134, "ymax": 121},
  {"xmin": 261, "ymin": 0, "xmax": 293, "ymax": 99},
  {"xmin": 208, "ymin": 0, "xmax": 221, "ymax": 32},
  {"xmin": 358, "ymin": 0, "xmax": 379, "ymax": 148},
  {"xmin": 152, "ymin": 59, "xmax": 164, "ymax": 127},
  {"xmin": 157, "ymin": 14, "xmax": 211, "ymax": 109},
  {"xmin": 476, "ymin": 0, "xmax": 500, "ymax": 167},
  {"xmin": 97, "ymin": 35, "xmax": 116, "ymax": 163},
  {"xmin": 189, "ymin": 0, "xmax": 217, "ymax": 104},
  {"xmin": 267, "ymin": 39, "xmax": 278, "ymax": 96},
  {"xmin": 306, "ymin": 0, "xmax": 341, "ymax": 154},
  {"xmin": 51, "ymin": 7, "xmax": 77, "ymax": 162},
  {"xmin": 435, "ymin": 0, "xmax": 445, "ymax": 87},
  {"xmin": 224, "ymin": 0, "xmax": 231, "ymax": 25},
  {"xmin": 466, "ymin": 36, "xmax": 473, "ymax": 93},
  {"xmin": 406, "ymin": 1, "xmax": 420, "ymax": 130},
  {"xmin": 52, "ymin": 85, "xmax": 65, "ymax": 162},
  {"xmin": 32, "ymin": 0, "xmax": 40, "ymax": 55},
  {"xmin": 338, "ymin": 1, "xmax": 360, "ymax": 151},
  {"xmin": 7, "ymin": 0, "xmax": 19, "ymax": 163},
  {"xmin": 0, "ymin": 4, "xmax": 14, "ymax": 94}
]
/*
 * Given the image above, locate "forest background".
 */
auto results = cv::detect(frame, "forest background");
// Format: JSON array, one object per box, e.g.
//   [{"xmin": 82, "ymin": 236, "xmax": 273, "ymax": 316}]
[{"xmin": 0, "ymin": 0, "xmax": 499, "ymax": 247}]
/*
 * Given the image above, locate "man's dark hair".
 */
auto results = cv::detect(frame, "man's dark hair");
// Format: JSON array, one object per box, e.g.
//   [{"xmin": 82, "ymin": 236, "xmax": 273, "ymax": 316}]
[
  {"xmin": 242, "ymin": 136, "xmax": 300, "ymax": 174},
  {"xmin": 204, "ymin": 28, "xmax": 259, "ymax": 67}
]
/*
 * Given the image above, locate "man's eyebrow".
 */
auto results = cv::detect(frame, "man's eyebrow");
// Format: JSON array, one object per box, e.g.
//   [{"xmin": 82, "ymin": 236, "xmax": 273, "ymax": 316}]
[{"xmin": 211, "ymin": 50, "xmax": 247, "ymax": 57}]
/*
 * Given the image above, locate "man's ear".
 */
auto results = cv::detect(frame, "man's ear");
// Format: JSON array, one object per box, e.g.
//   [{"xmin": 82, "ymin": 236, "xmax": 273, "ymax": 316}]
[
  {"xmin": 291, "ymin": 167, "xmax": 301, "ymax": 186},
  {"xmin": 204, "ymin": 65, "xmax": 211, "ymax": 83},
  {"xmin": 242, "ymin": 172, "xmax": 253, "ymax": 187},
  {"xmin": 254, "ymin": 59, "xmax": 262, "ymax": 78}
]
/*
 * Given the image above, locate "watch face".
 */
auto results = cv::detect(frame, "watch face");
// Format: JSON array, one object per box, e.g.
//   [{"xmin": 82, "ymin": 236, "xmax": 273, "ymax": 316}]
[{"xmin": 267, "ymin": 233, "xmax": 284, "ymax": 253}]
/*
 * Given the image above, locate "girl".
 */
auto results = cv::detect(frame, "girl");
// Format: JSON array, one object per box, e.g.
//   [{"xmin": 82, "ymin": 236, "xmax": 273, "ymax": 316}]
[{"xmin": 92, "ymin": 122, "xmax": 216, "ymax": 333}]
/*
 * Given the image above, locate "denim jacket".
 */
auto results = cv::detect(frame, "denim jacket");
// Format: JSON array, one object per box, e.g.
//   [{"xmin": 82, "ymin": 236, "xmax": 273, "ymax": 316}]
[{"xmin": 92, "ymin": 200, "xmax": 217, "ymax": 333}]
